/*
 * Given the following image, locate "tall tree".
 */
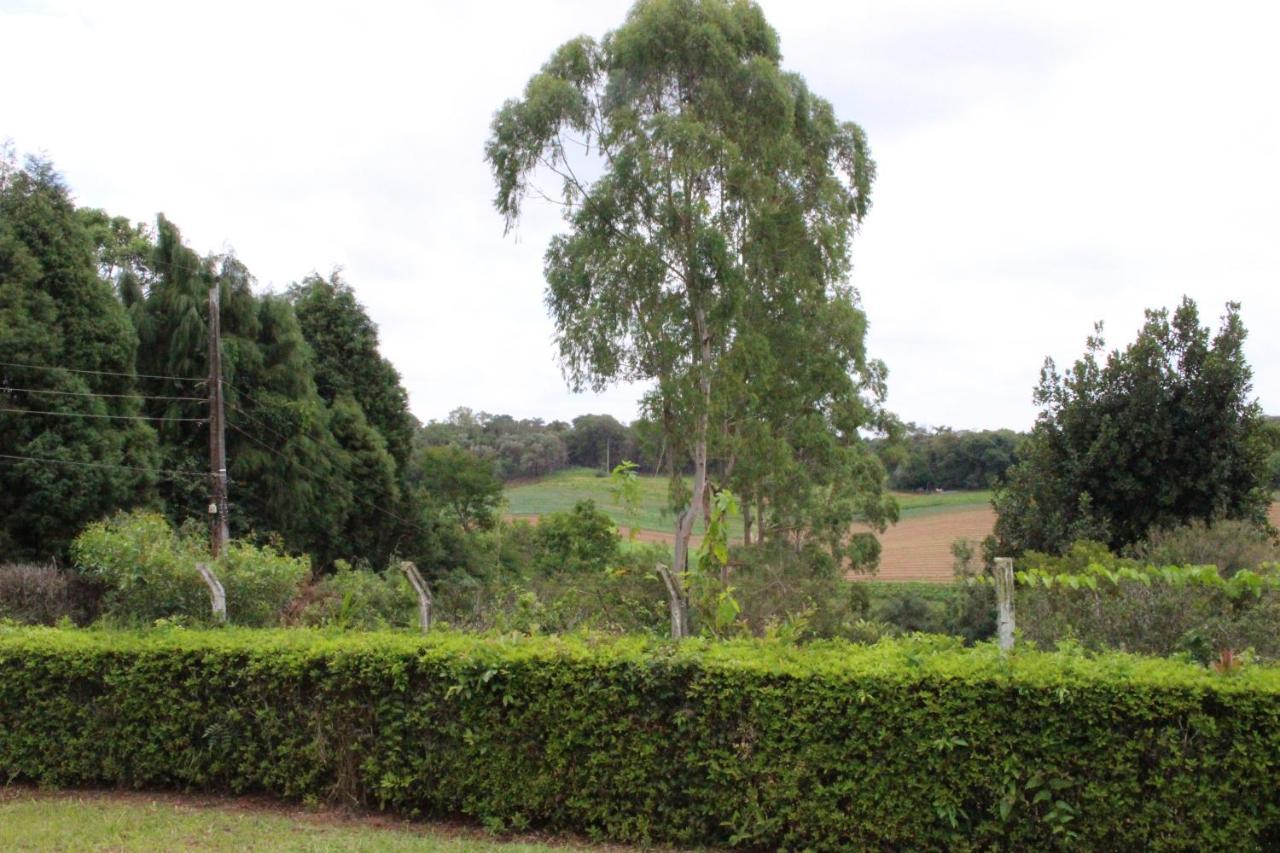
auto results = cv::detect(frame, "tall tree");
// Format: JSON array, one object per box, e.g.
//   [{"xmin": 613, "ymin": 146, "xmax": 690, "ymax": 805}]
[
  {"xmin": 994, "ymin": 298, "xmax": 1272, "ymax": 554},
  {"xmin": 487, "ymin": 0, "xmax": 881, "ymax": 633},
  {"xmin": 0, "ymin": 151, "xmax": 159, "ymax": 559},
  {"xmin": 288, "ymin": 272, "xmax": 415, "ymax": 471}
]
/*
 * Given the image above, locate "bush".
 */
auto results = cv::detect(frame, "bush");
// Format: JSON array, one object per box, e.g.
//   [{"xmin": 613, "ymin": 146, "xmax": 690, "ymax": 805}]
[
  {"xmin": 1129, "ymin": 520, "xmax": 1280, "ymax": 575},
  {"xmin": 433, "ymin": 543, "xmax": 669, "ymax": 636},
  {"xmin": 532, "ymin": 500, "xmax": 619, "ymax": 574},
  {"xmin": 0, "ymin": 564, "xmax": 100, "ymax": 625},
  {"xmin": 1016, "ymin": 553, "xmax": 1280, "ymax": 661},
  {"xmin": 296, "ymin": 562, "xmax": 418, "ymax": 630},
  {"xmin": 730, "ymin": 541, "xmax": 894, "ymax": 642},
  {"xmin": 1, "ymin": 627, "xmax": 1278, "ymax": 849},
  {"xmin": 71, "ymin": 511, "xmax": 308, "ymax": 626}
]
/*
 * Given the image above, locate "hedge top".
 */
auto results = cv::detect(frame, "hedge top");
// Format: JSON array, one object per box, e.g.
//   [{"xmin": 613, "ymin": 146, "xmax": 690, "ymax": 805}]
[{"xmin": 4, "ymin": 625, "xmax": 1278, "ymax": 694}]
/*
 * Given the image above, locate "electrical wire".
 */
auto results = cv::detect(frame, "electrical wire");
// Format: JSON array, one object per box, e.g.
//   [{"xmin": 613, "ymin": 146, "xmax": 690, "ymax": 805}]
[
  {"xmin": 228, "ymin": 421, "xmax": 427, "ymax": 536},
  {"xmin": 0, "ymin": 406, "xmax": 207, "ymax": 423},
  {"xmin": 0, "ymin": 451, "xmax": 205, "ymax": 480},
  {"xmin": 0, "ymin": 359, "xmax": 205, "ymax": 384},
  {"xmin": 0, "ymin": 385, "xmax": 205, "ymax": 403}
]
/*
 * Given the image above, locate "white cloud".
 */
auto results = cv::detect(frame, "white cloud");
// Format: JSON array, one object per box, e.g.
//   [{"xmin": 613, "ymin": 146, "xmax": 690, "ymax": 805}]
[{"xmin": 3, "ymin": 0, "xmax": 1276, "ymax": 430}]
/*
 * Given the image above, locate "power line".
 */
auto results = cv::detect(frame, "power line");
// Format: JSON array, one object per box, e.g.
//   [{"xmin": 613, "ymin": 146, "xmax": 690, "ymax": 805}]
[
  {"xmin": 227, "ymin": 401, "xmax": 295, "ymax": 447},
  {"xmin": 0, "ymin": 385, "xmax": 205, "ymax": 403},
  {"xmin": 0, "ymin": 359, "xmax": 205, "ymax": 384},
  {"xmin": 0, "ymin": 406, "xmax": 207, "ymax": 423},
  {"xmin": 0, "ymin": 451, "xmax": 204, "ymax": 480},
  {"xmin": 228, "ymin": 420, "xmax": 427, "ymax": 538}
]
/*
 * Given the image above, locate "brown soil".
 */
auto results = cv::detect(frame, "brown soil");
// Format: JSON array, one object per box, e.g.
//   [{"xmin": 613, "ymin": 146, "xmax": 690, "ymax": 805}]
[
  {"xmin": 516, "ymin": 501, "xmax": 1280, "ymax": 586},
  {"xmin": 849, "ymin": 507, "xmax": 996, "ymax": 584}
]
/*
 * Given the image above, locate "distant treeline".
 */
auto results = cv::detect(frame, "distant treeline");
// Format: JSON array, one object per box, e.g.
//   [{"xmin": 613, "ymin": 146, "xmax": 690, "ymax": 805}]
[
  {"xmin": 418, "ymin": 411, "xmax": 1030, "ymax": 494},
  {"xmin": 873, "ymin": 425, "xmax": 1025, "ymax": 492},
  {"xmin": 416, "ymin": 409, "xmax": 666, "ymax": 481}
]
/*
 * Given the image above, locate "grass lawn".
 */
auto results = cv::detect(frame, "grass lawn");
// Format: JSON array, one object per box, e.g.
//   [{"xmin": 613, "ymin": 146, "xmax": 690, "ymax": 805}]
[
  {"xmin": 504, "ymin": 467, "xmax": 990, "ymax": 537},
  {"xmin": 0, "ymin": 789, "xmax": 584, "ymax": 851}
]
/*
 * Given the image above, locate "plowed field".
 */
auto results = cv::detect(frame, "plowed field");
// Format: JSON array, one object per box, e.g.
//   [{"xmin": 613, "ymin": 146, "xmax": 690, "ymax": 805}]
[{"xmin": 850, "ymin": 506, "xmax": 996, "ymax": 583}]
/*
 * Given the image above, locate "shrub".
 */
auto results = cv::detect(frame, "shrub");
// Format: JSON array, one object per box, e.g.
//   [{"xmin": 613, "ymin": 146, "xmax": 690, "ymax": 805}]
[
  {"xmin": 1015, "ymin": 553, "xmax": 1280, "ymax": 661},
  {"xmin": 434, "ymin": 543, "xmax": 669, "ymax": 636},
  {"xmin": 297, "ymin": 562, "xmax": 417, "ymax": 630},
  {"xmin": 71, "ymin": 511, "xmax": 308, "ymax": 626},
  {"xmin": 1128, "ymin": 519, "xmax": 1280, "ymax": 575},
  {"xmin": 0, "ymin": 627, "xmax": 1277, "ymax": 849},
  {"xmin": 532, "ymin": 500, "xmax": 619, "ymax": 574},
  {"xmin": 218, "ymin": 541, "xmax": 313, "ymax": 627},
  {"xmin": 730, "ymin": 541, "xmax": 892, "ymax": 642},
  {"xmin": 0, "ymin": 564, "xmax": 100, "ymax": 625}
]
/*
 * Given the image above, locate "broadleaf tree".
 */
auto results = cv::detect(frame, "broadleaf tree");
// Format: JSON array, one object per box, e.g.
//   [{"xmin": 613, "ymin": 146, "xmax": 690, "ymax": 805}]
[
  {"xmin": 994, "ymin": 298, "xmax": 1272, "ymax": 554},
  {"xmin": 487, "ymin": 0, "xmax": 887, "ymax": 635}
]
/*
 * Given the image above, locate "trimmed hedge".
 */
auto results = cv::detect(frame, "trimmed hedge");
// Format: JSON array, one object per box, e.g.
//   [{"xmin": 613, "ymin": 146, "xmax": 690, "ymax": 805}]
[{"xmin": 2, "ymin": 628, "xmax": 1279, "ymax": 849}]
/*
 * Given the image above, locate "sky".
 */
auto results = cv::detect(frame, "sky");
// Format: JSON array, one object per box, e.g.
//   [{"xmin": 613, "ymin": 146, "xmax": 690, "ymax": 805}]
[{"xmin": 2, "ymin": 0, "xmax": 1277, "ymax": 431}]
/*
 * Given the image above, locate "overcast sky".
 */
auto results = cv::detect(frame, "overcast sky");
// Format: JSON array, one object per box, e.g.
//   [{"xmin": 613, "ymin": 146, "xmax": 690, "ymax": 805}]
[{"xmin": 3, "ymin": 0, "xmax": 1276, "ymax": 431}]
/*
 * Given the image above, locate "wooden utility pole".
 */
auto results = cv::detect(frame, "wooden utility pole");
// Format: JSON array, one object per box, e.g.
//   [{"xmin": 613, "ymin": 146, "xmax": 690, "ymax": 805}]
[{"xmin": 208, "ymin": 281, "xmax": 230, "ymax": 556}]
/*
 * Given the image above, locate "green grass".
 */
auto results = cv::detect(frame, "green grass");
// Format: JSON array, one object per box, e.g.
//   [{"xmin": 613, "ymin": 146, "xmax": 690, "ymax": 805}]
[
  {"xmin": 505, "ymin": 467, "xmax": 706, "ymax": 536},
  {"xmin": 892, "ymin": 490, "xmax": 992, "ymax": 517},
  {"xmin": 504, "ymin": 468, "xmax": 989, "ymax": 537},
  {"xmin": 0, "ymin": 790, "xmax": 572, "ymax": 851}
]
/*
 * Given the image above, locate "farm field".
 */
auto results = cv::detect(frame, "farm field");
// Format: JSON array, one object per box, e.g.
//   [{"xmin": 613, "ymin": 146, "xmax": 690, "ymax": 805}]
[
  {"xmin": 510, "ymin": 473, "xmax": 1280, "ymax": 585},
  {"xmin": 0, "ymin": 788, "xmax": 599, "ymax": 852},
  {"xmin": 506, "ymin": 468, "xmax": 994, "ymax": 582}
]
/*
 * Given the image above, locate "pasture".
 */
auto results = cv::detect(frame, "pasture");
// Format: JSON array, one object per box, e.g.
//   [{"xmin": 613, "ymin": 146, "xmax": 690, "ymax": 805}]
[{"xmin": 505, "ymin": 468, "xmax": 994, "ymax": 581}]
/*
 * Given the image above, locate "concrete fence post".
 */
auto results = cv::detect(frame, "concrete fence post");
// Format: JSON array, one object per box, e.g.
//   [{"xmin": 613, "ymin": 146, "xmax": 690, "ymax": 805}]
[
  {"xmin": 994, "ymin": 556, "xmax": 1015, "ymax": 651},
  {"xmin": 401, "ymin": 561, "xmax": 433, "ymax": 633}
]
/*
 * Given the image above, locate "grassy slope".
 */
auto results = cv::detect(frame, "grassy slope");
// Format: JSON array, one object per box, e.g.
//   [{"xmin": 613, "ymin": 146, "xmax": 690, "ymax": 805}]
[
  {"xmin": 504, "ymin": 467, "xmax": 991, "ymax": 536},
  {"xmin": 0, "ymin": 791, "xmax": 568, "ymax": 852}
]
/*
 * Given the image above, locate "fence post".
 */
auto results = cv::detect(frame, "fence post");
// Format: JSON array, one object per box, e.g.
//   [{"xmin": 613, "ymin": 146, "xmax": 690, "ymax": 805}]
[
  {"xmin": 195, "ymin": 562, "xmax": 227, "ymax": 623},
  {"xmin": 401, "ymin": 561, "xmax": 433, "ymax": 633},
  {"xmin": 994, "ymin": 556, "xmax": 1015, "ymax": 651}
]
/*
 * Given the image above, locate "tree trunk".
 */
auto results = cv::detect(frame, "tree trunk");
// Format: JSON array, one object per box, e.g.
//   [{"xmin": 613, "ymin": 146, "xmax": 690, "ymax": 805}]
[
  {"xmin": 743, "ymin": 497, "xmax": 753, "ymax": 546},
  {"xmin": 666, "ymin": 304, "xmax": 713, "ymax": 640},
  {"xmin": 195, "ymin": 562, "xmax": 226, "ymax": 623},
  {"xmin": 655, "ymin": 562, "xmax": 689, "ymax": 639}
]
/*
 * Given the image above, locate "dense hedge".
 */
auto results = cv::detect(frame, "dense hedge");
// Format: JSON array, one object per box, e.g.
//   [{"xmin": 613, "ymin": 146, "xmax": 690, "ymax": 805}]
[{"xmin": 2, "ymin": 628, "xmax": 1279, "ymax": 849}]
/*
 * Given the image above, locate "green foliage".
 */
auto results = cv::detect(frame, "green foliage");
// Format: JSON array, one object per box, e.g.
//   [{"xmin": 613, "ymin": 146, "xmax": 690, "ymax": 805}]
[
  {"xmin": 0, "ymin": 150, "xmax": 159, "ymax": 559},
  {"xmin": 288, "ymin": 272, "xmax": 415, "ymax": 471},
  {"xmin": 994, "ymin": 298, "xmax": 1272, "ymax": 555},
  {"xmin": 532, "ymin": 500, "xmax": 619, "ymax": 574},
  {"xmin": 1013, "ymin": 546, "xmax": 1280, "ymax": 660},
  {"xmin": 879, "ymin": 424, "xmax": 1023, "ymax": 491},
  {"xmin": 565, "ymin": 414, "xmax": 630, "ymax": 469},
  {"xmin": 2, "ymin": 627, "xmax": 1279, "ymax": 849},
  {"xmin": 297, "ymin": 562, "xmax": 417, "ymax": 630},
  {"xmin": 487, "ymin": 0, "xmax": 889, "ymax": 585},
  {"xmin": 416, "ymin": 408, "xmax": 572, "ymax": 481},
  {"xmin": 410, "ymin": 445, "xmax": 503, "ymax": 533},
  {"xmin": 1129, "ymin": 519, "xmax": 1280, "ymax": 575},
  {"xmin": 70, "ymin": 511, "xmax": 307, "ymax": 627}
]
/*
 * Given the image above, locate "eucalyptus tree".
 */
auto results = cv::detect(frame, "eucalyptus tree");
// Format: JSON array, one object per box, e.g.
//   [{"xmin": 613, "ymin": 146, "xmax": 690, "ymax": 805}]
[{"xmin": 487, "ymin": 0, "xmax": 882, "ymax": 633}]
